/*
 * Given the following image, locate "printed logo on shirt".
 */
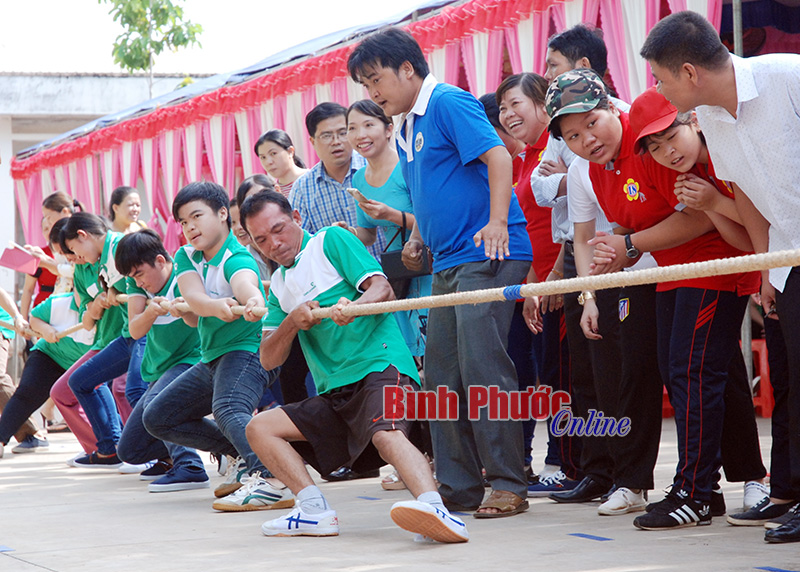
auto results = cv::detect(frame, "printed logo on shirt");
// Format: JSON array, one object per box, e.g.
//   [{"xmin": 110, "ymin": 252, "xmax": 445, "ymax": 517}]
[
  {"xmin": 303, "ymin": 282, "xmax": 317, "ymax": 297},
  {"xmin": 619, "ymin": 298, "xmax": 630, "ymax": 322},
  {"xmin": 624, "ymin": 178, "xmax": 645, "ymax": 202},
  {"xmin": 415, "ymin": 132, "xmax": 424, "ymax": 153},
  {"xmin": 538, "ymin": 148, "xmax": 545, "ymax": 162}
]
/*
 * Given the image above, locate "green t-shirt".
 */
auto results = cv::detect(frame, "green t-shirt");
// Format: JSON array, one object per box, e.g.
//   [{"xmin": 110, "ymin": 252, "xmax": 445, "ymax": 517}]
[
  {"xmin": 97, "ymin": 231, "xmax": 130, "ymax": 340},
  {"xmin": 174, "ymin": 230, "xmax": 264, "ymax": 363},
  {"xmin": 126, "ymin": 267, "xmax": 201, "ymax": 382},
  {"xmin": 0, "ymin": 307, "xmax": 15, "ymax": 340},
  {"xmin": 31, "ymin": 293, "xmax": 94, "ymax": 370},
  {"xmin": 263, "ymin": 227, "xmax": 419, "ymax": 394}
]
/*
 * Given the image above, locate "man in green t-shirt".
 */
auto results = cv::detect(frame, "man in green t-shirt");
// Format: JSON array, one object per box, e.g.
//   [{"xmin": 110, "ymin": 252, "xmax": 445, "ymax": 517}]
[
  {"xmin": 143, "ymin": 182, "xmax": 288, "ymax": 511},
  {"xmin": 115, "ymin": 229, "xmax": 210, "ymax": 493},
  {"xmin": 240, "ymin": 191, "xmax": 468, "ymax": 543}
]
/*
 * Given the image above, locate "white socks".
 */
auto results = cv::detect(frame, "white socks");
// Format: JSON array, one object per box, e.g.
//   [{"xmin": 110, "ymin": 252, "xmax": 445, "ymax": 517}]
[
  {"xmin": 418, "ymin": 491, "xmax": 447, "ymax": 511},
  {"xmin": 297, "ymin": 485, "xmax": 330, "ymax": 514}
]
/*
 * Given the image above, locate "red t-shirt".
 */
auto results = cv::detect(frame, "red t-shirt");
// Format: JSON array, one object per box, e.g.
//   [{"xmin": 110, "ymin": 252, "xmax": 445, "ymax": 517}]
[
  {"xmin": 514, "ymin": 131, "xmax": 561, "ymax": 281},
  {"xmin": 32, "ymin": 245, "xmax": 57, "ymax": 306},
  {"xmin": 588, "ymin": 113, "xmax": 740, "ymax": 292},
  {"xmin": 694, "ymin": 160, "xmax": 760, "ymax": 296}
]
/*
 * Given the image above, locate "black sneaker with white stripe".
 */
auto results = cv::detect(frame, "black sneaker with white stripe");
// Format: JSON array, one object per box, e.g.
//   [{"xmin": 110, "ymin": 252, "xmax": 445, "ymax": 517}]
[{"xmin": 633, "ymin": 489, "xmax": 711, "ymax": 530}]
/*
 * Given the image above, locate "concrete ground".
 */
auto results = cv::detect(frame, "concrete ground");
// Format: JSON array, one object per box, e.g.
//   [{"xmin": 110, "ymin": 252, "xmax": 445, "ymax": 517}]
[{"xmin": 1, "ymin": 418, "xmax": 798, "ymax": 572}]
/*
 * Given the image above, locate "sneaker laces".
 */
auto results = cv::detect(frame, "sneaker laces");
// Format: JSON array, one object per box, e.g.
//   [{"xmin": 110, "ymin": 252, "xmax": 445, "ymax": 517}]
[
  {"xmin": 538, "ymin": 470, "xmax": 566, "ymax": 486},
  {"xmin": 222, "ymin": 456, "xmax": 244, "ymax": 483},
  {"xmin": 237, "ymin": 471, "xmax": 267, "ymax": 495}
]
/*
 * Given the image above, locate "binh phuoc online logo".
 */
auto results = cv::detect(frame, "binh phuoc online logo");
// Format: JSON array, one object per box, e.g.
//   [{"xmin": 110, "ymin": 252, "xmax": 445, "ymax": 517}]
[{"xmin": 383, "ymin": 385, "xmax": 631, "ymax": 437}]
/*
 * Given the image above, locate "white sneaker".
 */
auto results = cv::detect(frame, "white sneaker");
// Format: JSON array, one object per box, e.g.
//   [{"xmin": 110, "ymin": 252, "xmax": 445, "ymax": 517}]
[
  {"xmin": 66, "ymin": 453, "xmax": 84, "ymax": 467},
  {"xmin": 598, "ymin": 487, "xmax": 647, "ymax": 516},
  {"xmin": 214, "ymin": 456, "xmax": 247, "ymax": 498},
  {"xmin": 119, "ymin": 461, "xmax": 154, "ymax": 474},
  {"xmin": 390, "ymin": 500, "xmax": 469, "ymax": 543},
  {"xmin": 212, "ymin": 472, "xmax": 295, "ymax": 512},
  {"xmin": 743, "ymin": 480, "xmax": 769, "ymax": 510},
  {"xmin": 261, "ymin": 507, "xmax": 339, "ymax": 537}
]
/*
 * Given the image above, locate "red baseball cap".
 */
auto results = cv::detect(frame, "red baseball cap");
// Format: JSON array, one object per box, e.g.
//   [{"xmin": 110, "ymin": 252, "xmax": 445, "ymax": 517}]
[{"xmin": 630, "ymin": 86, "xmax": 678, "ymax": 153}]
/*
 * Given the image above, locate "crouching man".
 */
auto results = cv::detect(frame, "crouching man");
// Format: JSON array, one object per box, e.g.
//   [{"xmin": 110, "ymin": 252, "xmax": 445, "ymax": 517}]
[{"xmin": 240, "ymin": 191, "xmax": 468, "ymax": 543}]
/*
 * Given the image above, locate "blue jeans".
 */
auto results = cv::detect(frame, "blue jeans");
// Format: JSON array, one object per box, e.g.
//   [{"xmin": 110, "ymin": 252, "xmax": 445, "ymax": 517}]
[
  {"xmin": 68, "ymin": 336, "xmax": 145, "ymax": 455},
  {"xmin": 143, "ymin": 350, "xmax": 278, "ymax": 475},
  {"xmin": 124, "ymin": 337, "xmax": 148, "ymax": 407},
  {"xmin": 118, "ymin": 363, "xmax": 204, "ymax": 469}
]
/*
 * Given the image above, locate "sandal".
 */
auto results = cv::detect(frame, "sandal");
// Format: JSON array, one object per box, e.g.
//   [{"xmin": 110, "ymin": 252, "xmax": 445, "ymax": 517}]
[
  {"xmin": 381, "ymin": 470, "xmax": 408, "ymax": 491},
  {"xmin": 473, "ymin": 490, "xmax": 529, "ymax": 519}
]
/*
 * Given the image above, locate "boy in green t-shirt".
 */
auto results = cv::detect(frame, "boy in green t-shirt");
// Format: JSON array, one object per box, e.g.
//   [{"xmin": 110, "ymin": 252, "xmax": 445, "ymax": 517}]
[
  {"xmin": 142, "ymin": 182, "xmax": 289, "ymax": 511},
  {"xmin": 240, "ymin": 191, "xmax": 468, "ymax": 543},
  {"xmin": 114, "ymin": 229, "xmax": 210, "ymax": 493}
]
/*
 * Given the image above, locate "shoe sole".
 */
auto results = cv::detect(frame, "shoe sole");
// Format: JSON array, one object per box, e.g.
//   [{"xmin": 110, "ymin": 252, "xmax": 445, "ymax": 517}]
[
  {"xmin": 262, "ymin": 526, "xmax": 338, "ymax": 537},
  {"xmin": 214, "ymin": 482, "xmax": 243, "ymax": 498},
  {"xmin": 528, "ymin": 489, "xmax": 574, "ymax": 498},
  {"xmin": 727, "ymin": 515, "xmax": 771, "ymax": 526},
  {"xmin": 765, "ymin": 521, "xmax": 789, "ymax": 530},
  {"xmin": 598, "ymin": 504, "xmax": 646, "ymax": 516},
  {"xmin": 634, "ymin": 520, "xmax": 711, "ymax": 531},
  {"xmin": 390, "ymin": 506, "xmax": 468, "ymax": 543},
  {"xmin": 12, "ymin": 447, "xmax": 46, "ymax": 454},
  {"xmin": 149, "ymin": 481, "xmax": 211, "ymax": 493},
  {"xmin": 212, "ymin": 498, "xmax": 295, "ymax": 512},
  {"xmin": 73, "ymin": 463, "xmax": 124, "ymax": 469},
  {"xmin": 139, "ymin": 473, "xmax": 168, "ymax": 482}
]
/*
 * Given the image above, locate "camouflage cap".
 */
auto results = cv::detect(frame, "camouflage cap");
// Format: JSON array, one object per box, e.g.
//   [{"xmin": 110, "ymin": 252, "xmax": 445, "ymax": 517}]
[{"xmin": 545, "ymin": 68, "xmax": 608, "ymax": 120}]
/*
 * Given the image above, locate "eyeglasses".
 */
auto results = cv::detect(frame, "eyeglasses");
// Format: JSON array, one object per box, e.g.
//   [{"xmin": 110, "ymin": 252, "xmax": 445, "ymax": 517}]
[{"xmin": 316, "ymin": 129, "xmax": 348, "ymax": 144}]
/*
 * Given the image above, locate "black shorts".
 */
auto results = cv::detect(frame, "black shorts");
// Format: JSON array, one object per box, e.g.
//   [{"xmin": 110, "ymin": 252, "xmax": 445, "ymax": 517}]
[{"xmin": 281, "ymin": 365, "xmax": 416, "ymax": 476}]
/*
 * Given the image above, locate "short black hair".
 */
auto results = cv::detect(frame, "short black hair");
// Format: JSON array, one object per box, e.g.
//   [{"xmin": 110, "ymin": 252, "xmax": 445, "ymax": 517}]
[
  {"xmin": 239, "ymin": 190, "xmax": 293, "ymax": 236},
  {"xmin": 236, "ymin": 174, "xmax": 277, "ymax": 208},
  {"xmin": 549, "ymin": 97, "xmax": 612, "ymax": 140},
  {"xmin": 640, "ymin": 11, "xmax": 730, "ymax": 75},
  {"xmin": 548, "ymin": 24, "xmax": 609, "ymax": 77},
  {"xmin": 115, "ymin": 228, "xmax": 172, "ymax": 277},
  {"xmin": 172, "ymin": 181, "xmax": 231, "ymax": 229},
  {"xmin": 60, "ymin": 212, "xmax": 109, "ymax": 254},
  {"xmin": 348, "ymin": 27, "xmax": 429, "ymax": 84},
  {"xmin": 305, "ymin": 102, "xmax": 347, "ymax": 138},
  {"xmin": 49, "ymin": 217, "xmax": 68, "ymax": 248},
  {"xmin": 478, "ymin": 93, "xmax": 506, "ymax": 133}
]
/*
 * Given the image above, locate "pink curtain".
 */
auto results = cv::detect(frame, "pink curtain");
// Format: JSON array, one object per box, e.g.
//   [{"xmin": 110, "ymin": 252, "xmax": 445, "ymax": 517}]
[
  {"xmin": 183, "ymin": 124, "xmax": 203, "ymax": 183},
  {"xmin": 330, "ymin": 78, "xmax": 349, "ymax": 106},
  {"xmin": 140, "ymin": 139, "xmax": 158, "ymax": 222},
  {"xmin": 667, "ymin": 0, "xmax": 686, "ymax": 11},
  {"xmin": 707, "ymin": 0, "xmax": 722, "ymax": 30},
  {"xmin": 600, "ymin": 0, "xmax": 632, "ymax": 102},
  {"xmin": 202, "ymin": 115, "xmax": 236, "ymax": 191},
  {"xmin": 20, "ymin": 175, "xmax": 43, "ymax": 245},
  {"xmin": 121, "ymin": 140, "xmax": 140, "ymax": 188},
  {"xmin": 445, "ymin": 43, "xmax": 461, "ymax": 86},
  {"xmin": 15, "ymin": 178, "xmax": 32, "ymax": 245},
  {"xmin": 248, "ymin": 107, "xmax": 266, "ymax": 175},
  {"xmin": 55, "ymin": 165, "xmax": 71, "ymax": 197},
  {"xmin": 300, "ymin": 89, "xmax": 318, "ymax": 168},
  {"xmin": 461, "ymin": 35, "xmax": 478, "ymax": 95},
  {"xmin": 273, "ymin": 96, "xmax": 287, "ymax": 132},
  {"xmin": 158, "ymin": 130, "xmax": 183, "ymax": 253},
  {"xmin": 75, "ymin": 156, "xmax": 99, "ymax": 217},
  {"xmin": 100, "ymin": 149, "xmax": 123, "ymax": 206},
  {"xmin": 645, "ymin": 0, "xmax": 662, "ymax": 88},
  {"xmin": 486, "ymin": 29, "xmax": 506, "ymax": 93},
  {"xmin": 531, "ymin": 11, "xmax": 551, "ymax": 76},
  {"xmin": 583, "ymin": 0, "xmax": 602, "ymax": 24},
  {"xmin": 504, "ymin": 25, "xmax": 523, "ymax": 74}
]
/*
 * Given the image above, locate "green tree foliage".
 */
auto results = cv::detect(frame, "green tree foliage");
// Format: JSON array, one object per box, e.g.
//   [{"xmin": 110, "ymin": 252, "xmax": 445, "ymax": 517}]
[{"xmin": 100, "ymin": 0, "xmax": 202, "ymax": 96}]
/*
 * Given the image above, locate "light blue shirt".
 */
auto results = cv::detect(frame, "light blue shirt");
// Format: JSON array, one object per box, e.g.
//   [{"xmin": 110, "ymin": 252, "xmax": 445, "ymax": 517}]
[
  {"xmin": 289, "ymin": 151, "xmax": 386, "ymax": 259},
  {"xmin": 353, "ymin": 163, "xmax": 413, "ymax": 252}
]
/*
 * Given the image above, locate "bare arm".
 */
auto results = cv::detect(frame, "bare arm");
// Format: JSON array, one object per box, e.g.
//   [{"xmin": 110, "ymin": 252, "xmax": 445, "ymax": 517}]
[{"xmin": 475, "ymin": 145, "xmax": 513, "ymax": 260}]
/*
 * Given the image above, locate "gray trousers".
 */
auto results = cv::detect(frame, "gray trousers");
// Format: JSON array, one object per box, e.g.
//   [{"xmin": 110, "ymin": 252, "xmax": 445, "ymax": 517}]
[{"xmin": 426, "ymin": 258, "xmax": 529, "ymax": 506}]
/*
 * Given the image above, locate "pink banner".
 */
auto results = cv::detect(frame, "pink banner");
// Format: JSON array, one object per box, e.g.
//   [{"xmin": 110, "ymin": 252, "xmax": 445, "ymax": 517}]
[{"xmin": 600, "ymin": 0, "xmax": 632, "ymax": 102}]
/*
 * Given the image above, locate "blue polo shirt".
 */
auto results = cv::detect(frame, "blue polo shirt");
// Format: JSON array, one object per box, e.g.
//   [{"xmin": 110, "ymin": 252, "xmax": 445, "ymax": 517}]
[{"xmin": 396, "ymin": 78, "xmax": 532, "ymax": 272}]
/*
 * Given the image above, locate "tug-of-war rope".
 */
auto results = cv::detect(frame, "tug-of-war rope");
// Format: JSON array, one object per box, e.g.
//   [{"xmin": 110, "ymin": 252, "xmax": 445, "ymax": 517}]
[{"xmin": 7, "ymin": 250, "xmax": 799, "ymax": 337}]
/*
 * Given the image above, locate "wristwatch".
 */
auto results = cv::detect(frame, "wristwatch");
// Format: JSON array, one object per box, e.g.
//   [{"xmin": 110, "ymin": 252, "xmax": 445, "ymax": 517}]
[
  {"xmin": 577, "ymin": 291, "xmax": 596, "ymax": 306},
  {"xmin": 624, "ymin": 234, "xmax": 640, "ymax": 259}
]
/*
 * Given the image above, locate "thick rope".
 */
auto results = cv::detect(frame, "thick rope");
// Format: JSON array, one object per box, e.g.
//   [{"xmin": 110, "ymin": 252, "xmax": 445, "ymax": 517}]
[
  {"xmin": 309, "ymin": 249, "xmax": 800, "ymax": 319},
  {"xmin": 77, "ymin": 249, "xmax": 800, "ymax": 323}
]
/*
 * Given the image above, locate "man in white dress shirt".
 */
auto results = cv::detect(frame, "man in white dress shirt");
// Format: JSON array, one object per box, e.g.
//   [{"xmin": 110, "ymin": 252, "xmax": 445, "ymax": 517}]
[{"xmin": 642, "ymin": 10, "xmax": 800, "ymax": 544}]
